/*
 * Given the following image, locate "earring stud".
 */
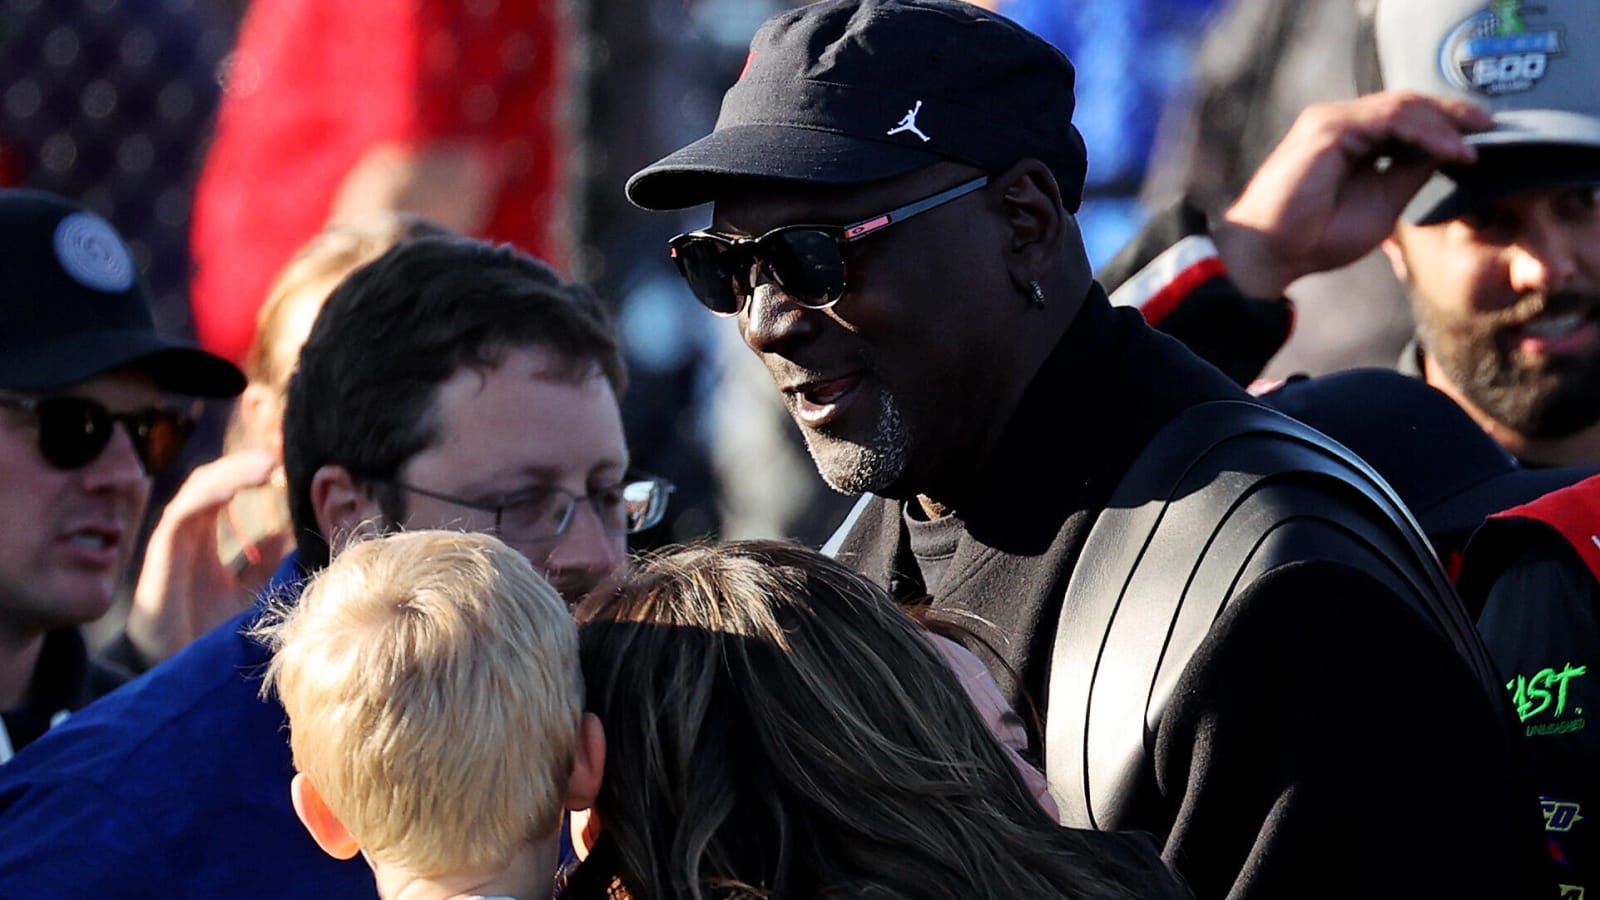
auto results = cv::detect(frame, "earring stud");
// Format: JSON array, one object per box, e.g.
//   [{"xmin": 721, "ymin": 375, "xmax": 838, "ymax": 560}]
[{"xmin": 1028, "ymin": 279, "xmax": 1046, "ymax": 308}]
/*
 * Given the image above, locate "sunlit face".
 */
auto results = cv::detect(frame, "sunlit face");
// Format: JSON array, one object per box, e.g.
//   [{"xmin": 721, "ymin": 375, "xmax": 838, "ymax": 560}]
[
  {"xmin": 1388, "ymin": 184, "xmax": 1600, "ymax": 440},
  {"xmin": 241, "ymin": 275, "xmax": 342, "ymax": 461},
  {"xmin": 0, "ymin": 370, "xmax": 158, "ymax": 638},
  {"xmin": 395, "ymin": 348, "xmax": 630, "ymax": 603},
  {"xmin": 711, "ymin": 163, "xmax": 1013, "ymax": 499}
]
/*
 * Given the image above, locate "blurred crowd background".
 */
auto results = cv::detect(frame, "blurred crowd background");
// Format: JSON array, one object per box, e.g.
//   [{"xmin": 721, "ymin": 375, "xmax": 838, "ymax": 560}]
[{"xmin": 0, "ymin": 0, "xmax": 1411, "ymax": 595}]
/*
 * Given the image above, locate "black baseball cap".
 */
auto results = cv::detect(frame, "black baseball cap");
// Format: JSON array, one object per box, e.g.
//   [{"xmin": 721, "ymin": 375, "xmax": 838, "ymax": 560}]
[
  {"xmin": 0, "ymin": 189, "xmax": 243, "ymax": 397},
  {"xmin": 1361, "ymin": 0, "xmax": 1600, "ymax": 224},
  {"xmin": 625, "ymin": 0, "xmax": 1087, "ymax": 212},
  {"xmin": 1264, "ymin": 368, "xmax": 1593, "ymax": 545}
]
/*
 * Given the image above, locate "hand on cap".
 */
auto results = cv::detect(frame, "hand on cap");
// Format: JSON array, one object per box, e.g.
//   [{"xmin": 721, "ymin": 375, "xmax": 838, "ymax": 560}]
[
  {"xmin": 127, "ymin": 449, "xmax": 290, "ymax": 667},
  {"xmin": 1212, "ymin": 91, "xmax": 1493, "ymax": 298}
]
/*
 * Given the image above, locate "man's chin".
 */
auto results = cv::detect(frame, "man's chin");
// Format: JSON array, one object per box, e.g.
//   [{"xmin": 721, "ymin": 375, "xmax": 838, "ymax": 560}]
[
  {"xmin": 27, "ymin": 579, "xmax": 116, "ymax": 631},
  {"xmin": 1469, "ymin": 368, "xmax": 1600, "ymax": 440},
  {"xmin": 803, "ymin": 435, "xmax": 908, "ymax": 497},
  {"xmin": 553, "ymin": 579, "xmax": 603, "ymax": 611}
]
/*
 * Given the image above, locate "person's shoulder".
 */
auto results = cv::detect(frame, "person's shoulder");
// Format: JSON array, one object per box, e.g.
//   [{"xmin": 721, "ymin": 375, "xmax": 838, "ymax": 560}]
[
  {"xmin": 0, "ymin": 604, "xmax": 277, "ymax": 791},
  {"xmin": 0, "ymin": 606, "xmax": 308, "ymax": 892}
]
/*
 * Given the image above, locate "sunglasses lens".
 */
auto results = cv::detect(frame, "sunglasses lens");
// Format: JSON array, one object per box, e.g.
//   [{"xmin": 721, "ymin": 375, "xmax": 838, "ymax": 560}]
[
  {"xmin": 672, "ymin": 238, "xmax": 746, "ymax": 316},
  {"xmin": 131, "ymin": 410, "xmax": 196, "ymax": 477},
  {"xmin": 32, "ymin": 398, "xmax": 195, "ymax": 476},
  {"xmin": 35, "ymin": 398, "xmax": 113, "ymax": 470},
  {"xmin": 766, "ymin": 229, "xmax": 845, "ymax": 308}
]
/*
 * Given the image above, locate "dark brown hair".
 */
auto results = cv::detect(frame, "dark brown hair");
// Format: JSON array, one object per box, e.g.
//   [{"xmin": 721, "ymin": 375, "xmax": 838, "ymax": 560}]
[
  {"xmin": 282, "ymin": 235, "xmax": 624, "ymax": 570},
  {"xmin": 566, "ymin": 540, "xmax": 1188, "ymax": 900}
]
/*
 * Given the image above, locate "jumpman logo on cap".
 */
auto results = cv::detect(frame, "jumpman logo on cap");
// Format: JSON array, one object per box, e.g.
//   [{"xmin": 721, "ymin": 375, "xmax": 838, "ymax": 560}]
[{"xmin": 887, "ymin": 100, "xmax": 931, "ymax": 142}]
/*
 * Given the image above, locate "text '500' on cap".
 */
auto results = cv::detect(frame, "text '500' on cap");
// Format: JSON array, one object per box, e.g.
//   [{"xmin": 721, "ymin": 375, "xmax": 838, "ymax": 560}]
[
  {"xmin": 1370, "ymin": 0, "xmax": 1600, "ymax": 223},
  {"xmin": 625, "ymin": 0, "xmax": 1088, "ymax": 212},
  {"xmin": 0, "ymin": 189, "xmax": 244, "ymax": 396}
]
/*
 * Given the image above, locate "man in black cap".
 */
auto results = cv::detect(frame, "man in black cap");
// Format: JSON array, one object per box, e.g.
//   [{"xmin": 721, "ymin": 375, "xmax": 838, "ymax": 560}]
[
  {"xmin": 628, "ymin": 1, "xmax": 1547, "ymax": 896},
  {"xmin": 0, "ymin": 232, "xmax": 662, "ymax": 898},
  {"xmin": 0, "ymin": 189, "xmax": 242, "ymax": 758}
]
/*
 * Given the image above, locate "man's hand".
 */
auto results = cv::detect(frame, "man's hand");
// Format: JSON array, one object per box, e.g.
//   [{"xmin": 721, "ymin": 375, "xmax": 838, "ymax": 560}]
[
  {"xmin": 1213, "ymin": 91, "xmax": 1493, "ymax": 298},
  {"xmin": 127, "ymin": 450, "xmax": 290, "ymax": 667}
]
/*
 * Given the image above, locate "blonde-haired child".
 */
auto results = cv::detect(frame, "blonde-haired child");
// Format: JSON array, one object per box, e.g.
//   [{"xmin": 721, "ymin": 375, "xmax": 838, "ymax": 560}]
[{"xmin": 257, "ymin": 529, "xmax": 602, "ymax": 900}]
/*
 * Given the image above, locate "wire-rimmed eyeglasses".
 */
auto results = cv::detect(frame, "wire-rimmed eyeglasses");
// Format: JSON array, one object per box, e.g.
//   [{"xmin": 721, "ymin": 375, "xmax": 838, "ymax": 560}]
[{"xmin": 379, "ymin": 473, "xmax": 674, "ymax": 544}]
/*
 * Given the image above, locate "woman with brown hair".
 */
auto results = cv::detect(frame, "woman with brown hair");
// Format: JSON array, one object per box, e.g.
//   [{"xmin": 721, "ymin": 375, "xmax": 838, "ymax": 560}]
[{"xmin": 566, "ymin": 540, "xmax": 1189, "ymax": 900}]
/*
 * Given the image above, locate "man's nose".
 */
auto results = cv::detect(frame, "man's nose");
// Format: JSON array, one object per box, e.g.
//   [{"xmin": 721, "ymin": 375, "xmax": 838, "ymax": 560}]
[
  {"xmin": 739, "ymin": 279, "xmax": 819, "ymax": 356},
  {"xmin": 1508, "ymin": 218, "xmax": 1581, "ymax": 295},
  {"xmin": 541, "ymin": 499, "xmax": 625, "ymax": 594},
  {"xmin": 80, "ymin": 422, "xmax": 151, "ymax": 491}
]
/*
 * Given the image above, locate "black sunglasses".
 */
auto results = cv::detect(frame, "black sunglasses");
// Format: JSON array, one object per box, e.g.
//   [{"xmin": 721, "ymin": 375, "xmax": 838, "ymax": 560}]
[
  {"xmin": 0, "ymin": 393, "xmax": 196, "ymax": 477},
  {"xmin": 668, "ymin": 175, "xmax": 990, "ymax": 316}
]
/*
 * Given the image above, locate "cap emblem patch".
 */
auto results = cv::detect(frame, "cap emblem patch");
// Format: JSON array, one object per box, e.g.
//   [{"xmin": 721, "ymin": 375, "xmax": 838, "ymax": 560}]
[
  {"xmin": 53, "ymin": 212, "xmax": 134, "ymax": 293},
  {"xmin": 1439, "ymin": 0, "xmax": 1565, "ymax": 96},
  {"xmin": 886, "ymin": 100, "xmax": 931, "ymax": 142}
]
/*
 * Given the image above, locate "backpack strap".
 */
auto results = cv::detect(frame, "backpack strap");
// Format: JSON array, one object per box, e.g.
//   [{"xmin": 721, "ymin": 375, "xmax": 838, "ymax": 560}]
[{"xmin": 1045, "ymin": 399, "xmax": 1499, "ymax": 828}]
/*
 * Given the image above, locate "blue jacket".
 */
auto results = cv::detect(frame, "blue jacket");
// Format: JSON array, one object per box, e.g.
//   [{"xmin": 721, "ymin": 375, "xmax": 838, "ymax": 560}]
[{"xmin": 0, "ymin": 553, "xmax": 377, "ymax": 899}]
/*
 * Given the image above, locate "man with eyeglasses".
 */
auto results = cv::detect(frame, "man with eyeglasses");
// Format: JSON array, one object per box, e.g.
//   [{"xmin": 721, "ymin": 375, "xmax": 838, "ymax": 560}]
[
  {"xmin": 0, "ymin": 234, "xmax": 667, "ymax": 897},
  {"xmin": 627, "ymin": 1, "xmax": 1547, "ymax": 897},
  {"xmin": 0, "ymin": 190, "xmax": 243, "ymax": 759}
]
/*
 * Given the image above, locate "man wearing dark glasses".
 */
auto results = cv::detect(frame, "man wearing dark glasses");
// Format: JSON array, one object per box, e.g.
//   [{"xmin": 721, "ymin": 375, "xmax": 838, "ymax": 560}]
[
  {"xmin": 627, "ymin": 1, "xmax": 1546, "ymax": 897},
  {"xmin": 0, "ymin": 234, "xmax": 666, "ymax": 897},
  {"xmin": 0, "ymin": 190, "xmax": 243, "ymax": 760}
]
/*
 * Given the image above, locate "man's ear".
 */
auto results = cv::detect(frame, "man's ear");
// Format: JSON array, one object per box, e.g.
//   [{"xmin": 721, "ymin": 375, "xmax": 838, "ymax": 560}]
[
  {"xmin": 310, "ymin": 465, "xmax": 385, "ymax": 556},
  {"xmin": 563, "ymin": 712, "xmax": 606, "ymax": 813},
  {"xmin": 1380, "ymin": 232, "xmax": 1411, "ymax": 285},
  {"xmin": 290, "ymin": 773, "xmax": 361, "ymax": 860},
  {"xmin": 994, "ymin": 158, "xmax": 1065, "ymax": 285}
]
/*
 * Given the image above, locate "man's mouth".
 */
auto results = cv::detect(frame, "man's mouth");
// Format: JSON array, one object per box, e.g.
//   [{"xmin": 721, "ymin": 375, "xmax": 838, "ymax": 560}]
[
  {"xmin": 58, "ymin": 525, "xmax": 122, "ymax": 567},
  {"xmin": 1514, "ymin": 309, "xmax": 1600, "ymax": 360},
  {"xmin": 788, "ymin": 373, "xmax": 864, "ymax": 427}
]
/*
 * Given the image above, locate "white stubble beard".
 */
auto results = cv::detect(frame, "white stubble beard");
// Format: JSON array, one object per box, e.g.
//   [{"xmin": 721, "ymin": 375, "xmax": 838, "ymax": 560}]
[{"xmin": 799, "ymin": 383, "xmax": 912, "ymax": 496}]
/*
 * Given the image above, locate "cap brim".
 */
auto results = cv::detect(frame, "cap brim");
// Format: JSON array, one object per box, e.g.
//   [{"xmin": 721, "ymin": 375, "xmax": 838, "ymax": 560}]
[
  {"xmin": 1464, "ymin": 109, "xmax": 1600, "ymax": 149},
  {"xmin": 626, "ymin": 123, "xmax": 946, "ymax": 211},
  {"xmin": 0, "ymin": 330, "xmax": 245, "ymax": 398},
  {"xmin": 1416, "ymin": 464, "xmax": 1597, "ymax": 538},
  {"xmin": 1404, "ymin": 142, "xmax": 1600, "ymax": 225}
]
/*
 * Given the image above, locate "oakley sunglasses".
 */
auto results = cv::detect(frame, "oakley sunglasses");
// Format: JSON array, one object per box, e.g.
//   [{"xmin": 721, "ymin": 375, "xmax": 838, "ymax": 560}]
[
  {"xmin": 668, "ymin": 175, "xmax": 989, "ymax": 316},
  {"xmin": 0, "ymin": 393, "xmax": 196, "ymax": 477}
]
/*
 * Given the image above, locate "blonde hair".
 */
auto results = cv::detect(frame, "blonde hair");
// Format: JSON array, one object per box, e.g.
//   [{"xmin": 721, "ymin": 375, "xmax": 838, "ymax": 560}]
[{"xmin": 256, "ymin": 530, "xmax": 582, "ymax": 878}]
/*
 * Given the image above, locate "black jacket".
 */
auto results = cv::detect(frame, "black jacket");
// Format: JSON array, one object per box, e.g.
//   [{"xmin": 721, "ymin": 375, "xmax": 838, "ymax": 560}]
[
  {"xmin": 1, "ymin": 628, "xmax": 129, "ymax": 760},
  {"xmin": 1461, "ymin": 478, "xmax": 1600, "ymax": 898},
  {"xmin": 834, "ymin": 287, "xmax": 1549, "ymax": 899}
]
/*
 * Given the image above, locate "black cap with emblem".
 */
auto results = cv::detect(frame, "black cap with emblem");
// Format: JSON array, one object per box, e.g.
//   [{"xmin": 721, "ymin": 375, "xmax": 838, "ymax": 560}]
[
  {"xmin": 625, "ymin": 0, "xmax": 1088, "ymax": 213},
  {"xmin": 0, "ymin": 189, "xmax": 243, "ymax": 396}
]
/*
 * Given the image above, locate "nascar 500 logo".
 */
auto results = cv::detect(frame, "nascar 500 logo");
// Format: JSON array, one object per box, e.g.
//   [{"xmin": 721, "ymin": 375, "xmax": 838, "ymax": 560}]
[{"xmin": 1439, "ymin": 1, "xmax": 1565, "ymax": 95}]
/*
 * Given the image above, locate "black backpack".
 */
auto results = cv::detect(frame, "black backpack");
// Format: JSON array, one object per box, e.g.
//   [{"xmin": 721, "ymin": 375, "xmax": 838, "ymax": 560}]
[{"xmin": 1042, "ymin": 399, "xmax": 1505, "ymax": 828}]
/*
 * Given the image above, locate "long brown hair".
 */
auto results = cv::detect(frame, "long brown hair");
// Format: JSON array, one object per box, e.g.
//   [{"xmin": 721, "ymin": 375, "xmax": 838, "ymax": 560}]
[{"xmin": 566, "ymin": 540, "xmax": 1187, "ymax": 900}]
